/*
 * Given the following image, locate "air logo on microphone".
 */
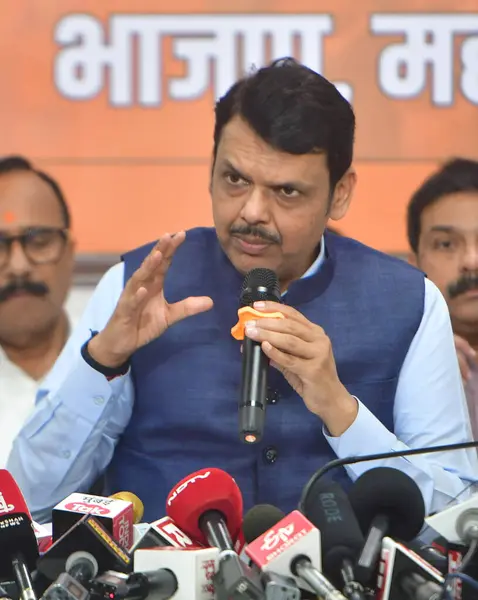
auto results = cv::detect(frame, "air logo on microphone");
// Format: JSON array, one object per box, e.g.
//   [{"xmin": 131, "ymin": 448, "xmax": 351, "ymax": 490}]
[
  {"xmin": 0, "ymin": 492, "xmax": 14, "ymax": 514},
  {"xmin": 64, "ymin": 502, "xmax": 111, "ymax": 516},
  {"xmin": 167, "ymin": 471, "xmax": 211, "ymax": 506},
  {"xmin": 260, "ymin": 523, "xmax": 295, "ymax": 551}
]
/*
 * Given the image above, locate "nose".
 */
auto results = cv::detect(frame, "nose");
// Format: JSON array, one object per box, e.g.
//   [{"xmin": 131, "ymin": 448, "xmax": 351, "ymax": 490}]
[
  {"xmin": 7, "ymin": 239, "xmax": 32, "ymax": 277},
  {"xmin": 239, "ymin": 187, "xmax": 271, "ymax": 225}
]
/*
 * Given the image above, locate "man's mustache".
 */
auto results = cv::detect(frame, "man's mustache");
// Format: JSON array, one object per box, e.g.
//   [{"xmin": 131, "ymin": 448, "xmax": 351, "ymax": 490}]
[
  {"xmin": 230, "ymin": 225, "xmax": 282, "ymax": 245},
  {"xmin": 448, "ymin": 275, "xmax": 478, "ymax": 299},
  {"xmin": 0, "ymin": 279, "xmax": 49, "ymax": 303}
]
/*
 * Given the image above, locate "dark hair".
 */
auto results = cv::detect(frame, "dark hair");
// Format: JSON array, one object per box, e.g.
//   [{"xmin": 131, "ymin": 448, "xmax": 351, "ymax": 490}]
[
  {"xmin": 407, "ymin": 158, "xmax": 478, "ymax": 253},
  {"xmin": 0, "ymin": 155, "xmax": 70, "ymax": 228},
  {"xmin": 213, "ymin": 57, "xmax": 355, "ymax": 191}
]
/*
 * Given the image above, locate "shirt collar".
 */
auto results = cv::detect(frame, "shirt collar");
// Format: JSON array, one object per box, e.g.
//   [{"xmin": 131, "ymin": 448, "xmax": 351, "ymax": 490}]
[{"xmin": 300, "ymin": 234, "xmax": 325, "ymax": 280}]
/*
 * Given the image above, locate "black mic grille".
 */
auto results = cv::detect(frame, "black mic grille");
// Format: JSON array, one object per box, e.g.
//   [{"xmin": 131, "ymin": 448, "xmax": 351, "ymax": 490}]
[
  {"xmin": 243, "ymin": 504, "xmax": 286, "ymax": 544},
  {"xmin": 349, "ymin": 467, "xmax": 425, "ymax": 541},
  {"xmin": 240, "ymin": 268, "xmax": 281, "ymax": 307}
]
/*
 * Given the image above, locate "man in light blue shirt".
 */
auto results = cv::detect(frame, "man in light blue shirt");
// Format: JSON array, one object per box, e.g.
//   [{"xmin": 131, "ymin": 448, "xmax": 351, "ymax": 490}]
[{"xmin": 7, "ymin": 58, "xmax": 478, "ymax": 523}]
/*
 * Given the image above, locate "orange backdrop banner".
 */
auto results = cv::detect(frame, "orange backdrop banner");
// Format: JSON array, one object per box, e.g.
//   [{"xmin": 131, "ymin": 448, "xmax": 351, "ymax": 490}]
[{"xmin": 0, "ymin": 0, "xmax": 477, "ymax": 253}]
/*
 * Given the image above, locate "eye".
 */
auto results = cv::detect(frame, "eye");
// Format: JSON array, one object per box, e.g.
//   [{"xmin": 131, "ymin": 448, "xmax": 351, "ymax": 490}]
[
  {"xmin": 225, "ymin": 172, "xmax": 246, "ymax": 185},
  {"xmin": 432, "ymin": 239, "xmax": 455, "ymax": 250},
  {"xmin": 279, "ymin": 186, "xmax": 299, "ymax": 198}
]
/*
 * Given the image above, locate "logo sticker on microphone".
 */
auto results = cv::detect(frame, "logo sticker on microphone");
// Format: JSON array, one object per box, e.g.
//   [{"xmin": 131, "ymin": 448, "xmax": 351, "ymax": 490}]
[
  {"xmin": 260, "ymin": 524, "xmax": 295, "ymax": 551},
  {"xmin": 0, "ymin": 492, "xmax": 14, "ymax": 514},
  {"xmin": 64, "ymin": 502, "xmax": 111, "ymax": 516},
  {"xmin": 153, "ymin": 517, "xmax": 195, "ymax": 547},
  {"xmin": 167, "ymin": 471, "xmax": 211, "ymax": 506}
]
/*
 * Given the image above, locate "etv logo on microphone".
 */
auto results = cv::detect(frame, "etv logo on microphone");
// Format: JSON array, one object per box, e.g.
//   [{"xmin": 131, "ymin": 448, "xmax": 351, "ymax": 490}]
[
  {"xmin": 0, "ymin": 492, "xmax": 15, "ymax": 514},
  {"xmin": 64, "ymin": 502, "xmax": 111, "ymax": 516},
  {"xmin": 260, "ymin": 524, "xmax": 295, "ymax": 551}
]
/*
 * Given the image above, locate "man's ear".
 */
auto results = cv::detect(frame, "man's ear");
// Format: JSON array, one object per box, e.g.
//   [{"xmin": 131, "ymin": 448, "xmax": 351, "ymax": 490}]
[{"xmin": 328, "ymin": 169, "xmax": 356, "ymax": 221}]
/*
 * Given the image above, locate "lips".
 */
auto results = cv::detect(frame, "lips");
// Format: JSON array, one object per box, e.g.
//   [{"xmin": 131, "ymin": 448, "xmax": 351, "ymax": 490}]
[
  {"xmin": 233, "ymin": 235, "xmax": 271, "ymax": 256},
  {"xmin": 236, "ymin": 235, "xmax": 270, "ymax": 246}
]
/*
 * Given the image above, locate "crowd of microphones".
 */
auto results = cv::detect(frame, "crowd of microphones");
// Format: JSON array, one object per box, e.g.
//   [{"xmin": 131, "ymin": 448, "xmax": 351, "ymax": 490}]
[
  {"xmin": 2, "ymin": 460, "xmax": 478, "ymax": 600},
  {"xmin": 3, "ymin": 272, "xmax": 478, "ymax": 600}
]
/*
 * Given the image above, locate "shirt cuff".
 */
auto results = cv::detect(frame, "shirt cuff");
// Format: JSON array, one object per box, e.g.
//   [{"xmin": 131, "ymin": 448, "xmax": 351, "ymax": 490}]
[
  {"xmin": 31, "ymin": 356, "xmax": 129, "ymax": 432},
  {"xmin": 323, "ymin": 398, "xmax": 400, "ymax": 476}
]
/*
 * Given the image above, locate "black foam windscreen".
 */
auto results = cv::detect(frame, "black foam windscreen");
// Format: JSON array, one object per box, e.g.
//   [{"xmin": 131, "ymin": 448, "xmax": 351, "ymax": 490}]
[
  {"xmin": 242, "ymin": 504, "xmax": 286, "ymax": 544},
  {"xmin": 302, "ymin": 480, "xmax": 364, "ymax": 587},
  {"xmin": 0, "ymin": 513, "xmax": 39, "ymax": 580},
  {"xmin": 348, "ymin": 467, "xmax": 425, "ymax": 541},
  {"xmin": 240, "ymin": 268, "xmax": 281, "ymax": 307}
]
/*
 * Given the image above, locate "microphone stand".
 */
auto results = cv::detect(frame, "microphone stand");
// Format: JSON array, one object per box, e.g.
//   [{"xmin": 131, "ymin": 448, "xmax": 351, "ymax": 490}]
[{"xmin": 299, "ymin": 440, "xmax": 478, "ymax": 512}]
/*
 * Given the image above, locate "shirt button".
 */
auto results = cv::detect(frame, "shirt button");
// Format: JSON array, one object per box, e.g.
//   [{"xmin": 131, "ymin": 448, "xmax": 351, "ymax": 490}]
[
  {"xmin": 263, "ymin": 447, "xmax": 278, "ymax": 464},
  {"xmin": 62, "ymin": 450, "xmax": 71, "ymax": 459},
  {"xmin": 93, "ymin": 396, "xmax": 105, "ymax": 406},
  {"xmin": 267, "ymin": 388, "xmax": 280, "ymax": 405}
]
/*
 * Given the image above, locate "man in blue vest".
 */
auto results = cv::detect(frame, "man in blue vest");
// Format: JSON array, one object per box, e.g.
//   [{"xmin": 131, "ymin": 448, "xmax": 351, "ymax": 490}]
[{"xmin": 8, "ymin": 58, "xmax": 477, "ymax": 523}]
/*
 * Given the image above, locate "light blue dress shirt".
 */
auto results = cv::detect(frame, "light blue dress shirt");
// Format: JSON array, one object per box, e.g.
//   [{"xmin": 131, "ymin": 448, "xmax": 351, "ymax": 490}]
[{"xmin": 7, "ymin": 238, "xmax": 478, "ymax": 523}]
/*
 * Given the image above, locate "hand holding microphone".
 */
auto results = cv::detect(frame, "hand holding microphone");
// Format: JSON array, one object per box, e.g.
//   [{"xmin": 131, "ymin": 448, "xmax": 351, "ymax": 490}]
[
  {"xmin": 88, "ymin": 232, "xmax": 213, "ymax": 369},
  {"xmin": 235, "ymin": 269, "xmax": 357, "ymax": 438}
]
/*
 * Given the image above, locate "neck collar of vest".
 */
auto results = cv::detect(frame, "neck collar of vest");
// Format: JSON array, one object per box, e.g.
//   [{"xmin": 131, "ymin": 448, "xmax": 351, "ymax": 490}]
[{"xmin": 214, "ymin": 231, "xmax": 335, "ymax": 306}]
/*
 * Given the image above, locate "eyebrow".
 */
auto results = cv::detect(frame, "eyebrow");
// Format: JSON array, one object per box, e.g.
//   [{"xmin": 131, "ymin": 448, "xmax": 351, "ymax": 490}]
[
  {"xmin": 426, "ymin": 225, "xmax": 478, "ymax": 235},
  {"xmin": 221, "ymin": 159, "xmax": 312, "ymax": 192},
  {"xmin": 428, "ymin": 226, "xmax": 456, "ymax": 234}
]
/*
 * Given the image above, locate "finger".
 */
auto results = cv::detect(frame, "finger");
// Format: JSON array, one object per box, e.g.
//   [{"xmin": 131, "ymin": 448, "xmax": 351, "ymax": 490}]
[
  {"xmin": 127, "ymin": 232, "xmax": 185, "ymax": 297},
  {"xmin": 146, "ymin": 231, "xmax": 187, "ymax": 287},
  {"xmin": 245, "ymin": 326, "xmax": 315, "ymax": 359},
  {"xmin": 115, "ymin": 282, "xmax": 150, "ymax": 320},
  {"xmin": 157, "ymin": 231, "xmax": 185, "ymax": 264},
  {"xmin": 458, "ymin": 353, "xmax": 471, "ymax": 383},
  {"xmin": 248, "ymin": 315, "xmax": 317, "ymax": 343},
  {"xmin": 261, "ymin": 341, "xmax": 300, "ymax": 372},
  {"xmin": 253, "ymin": 301, "xmax": 318, "ymax": 327},
  {"xmin": 167, "ymin": 296, "xmax": 214, "ymax": 326},
  {"xmin": 454, "ymin": 335, "xmax": 476, "ymax": 360}
]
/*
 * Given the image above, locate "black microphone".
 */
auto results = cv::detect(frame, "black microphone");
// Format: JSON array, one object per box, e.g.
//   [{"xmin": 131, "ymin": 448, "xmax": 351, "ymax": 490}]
[
  {"xmin": 41, "ymin": 552, "xmax": 98, "ymax": 600},
  {"xmin": 301, "ymin": 480, "xmax": 366, "ymax": 600},
  {"xmin": 238, "ymin": 268, "xmax": 281, "ymax": 444},
  {"xmin": 299, "ymin": 439, "xmax": 478, "ymax": 511},
  {"xmin": 242, "ymin": 504, "xmax": 287, "ymax": 545},
  {"xmin": 0, "ymin": 471, "xmax": 39, "ymax": 600},
  {"xmin": 89, "ymin": 569, "xmax": 178, "ymax": 600},
  {"xmin": 348, "ymin": 467, "xmax": 426, "ymax": 586}
]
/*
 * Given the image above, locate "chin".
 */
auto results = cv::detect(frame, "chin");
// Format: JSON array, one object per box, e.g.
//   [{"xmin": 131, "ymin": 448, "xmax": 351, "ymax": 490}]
[
  {"xmin": 451, "ymin": 301, "xmax": 478, "ymax": 325},
  {"xmin": 228, "ymin": 247, "xmax": 276, "ymax": 274}
]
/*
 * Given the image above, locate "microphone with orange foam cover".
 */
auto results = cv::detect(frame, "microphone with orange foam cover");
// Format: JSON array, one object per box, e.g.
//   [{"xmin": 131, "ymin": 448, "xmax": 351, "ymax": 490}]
[
  {"xmin": 0, "ymin": 469, "xmax": 39, "ymax": 600},
  {"xmin": 234, "ymin": 268, "xmax": 282, "ymax": 444}
]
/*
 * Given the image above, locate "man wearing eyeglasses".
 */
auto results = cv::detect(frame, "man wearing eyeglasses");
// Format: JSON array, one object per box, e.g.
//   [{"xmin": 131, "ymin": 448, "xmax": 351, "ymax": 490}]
[{"xmin": 0, "ymin": 156, "xmax": 75, "ymax": 466}]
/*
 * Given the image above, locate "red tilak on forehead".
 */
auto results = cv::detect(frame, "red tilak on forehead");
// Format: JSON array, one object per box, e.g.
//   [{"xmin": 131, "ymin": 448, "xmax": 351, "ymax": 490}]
[{"xmin": 1, "ymin": 210, "xmax": 16, "ymax": 224}]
